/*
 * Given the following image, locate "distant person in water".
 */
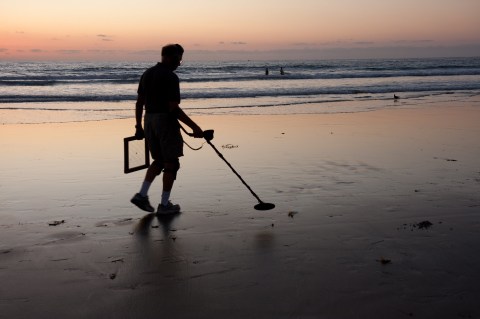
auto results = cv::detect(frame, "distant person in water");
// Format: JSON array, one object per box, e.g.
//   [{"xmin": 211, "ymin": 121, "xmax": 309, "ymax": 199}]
[
  {"xmin": 280, "ymin": 67, "xmax": 285, "ymax": 75},
  {"xmin": 265, "ymin": 67, "xmax": 269, "ymax": 76},
  {"xmin": 131, "ymin": 44, "xmax": 203, "ymax": 215}
]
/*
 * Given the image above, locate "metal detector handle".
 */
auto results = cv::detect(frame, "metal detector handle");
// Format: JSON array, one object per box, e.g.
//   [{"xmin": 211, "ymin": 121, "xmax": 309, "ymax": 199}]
[
  {"xmin": 179, "ymin": 124, "xmax": 214, "ymax": 141},
  {"xmin": 203, "ymin": 129, "xmax": 214, "ymax": 141}
]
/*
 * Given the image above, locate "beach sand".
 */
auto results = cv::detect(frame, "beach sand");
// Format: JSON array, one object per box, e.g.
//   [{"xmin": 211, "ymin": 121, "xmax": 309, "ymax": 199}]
[{"xmin": 1, "ymin": 98, "xmax": 480, "ymax": 318}]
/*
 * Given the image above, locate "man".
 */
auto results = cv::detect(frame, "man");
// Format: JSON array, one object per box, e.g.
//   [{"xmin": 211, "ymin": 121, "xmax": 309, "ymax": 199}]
[{"xmin": 131, "ymin": 44, "xmax": 203, "ymax": 214}]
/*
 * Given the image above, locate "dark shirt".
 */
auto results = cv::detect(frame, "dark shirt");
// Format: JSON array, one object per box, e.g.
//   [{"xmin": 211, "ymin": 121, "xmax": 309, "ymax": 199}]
[{"xmin": 137, "ymin": 63, "xmax": 180, "ymax": 114}]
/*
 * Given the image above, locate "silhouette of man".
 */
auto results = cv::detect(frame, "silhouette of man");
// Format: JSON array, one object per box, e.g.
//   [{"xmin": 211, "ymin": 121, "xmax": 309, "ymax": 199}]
[{"xmin": 131, "ymin": 44, "xmax": 203, "ymax": 214}]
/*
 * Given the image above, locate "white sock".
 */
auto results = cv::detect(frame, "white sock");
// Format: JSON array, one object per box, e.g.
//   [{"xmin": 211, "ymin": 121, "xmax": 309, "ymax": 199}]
[
  {"xmin": 139, "ymin": 181, "xmax": 151, "ymax": 197},
  {"xmin": 161, "ymin": 191, "xmax": 171, "ymax": 206}
]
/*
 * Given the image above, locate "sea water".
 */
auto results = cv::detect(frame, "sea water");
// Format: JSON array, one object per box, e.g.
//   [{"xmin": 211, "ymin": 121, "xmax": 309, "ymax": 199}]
[{"xmin": 1, "ymin": 57, "xmax": 480, "ymax": 124}]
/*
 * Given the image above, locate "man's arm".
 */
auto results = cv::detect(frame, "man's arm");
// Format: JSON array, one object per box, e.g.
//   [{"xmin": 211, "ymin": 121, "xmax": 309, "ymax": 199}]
[
  {"xmin": 135, "ymin": 94, "xmax": 145, "ymax": 127},
  {"xmin": 168, "ymin": 101, "xmax": 203, "ymax": 137},
  {"xmin": 134, "ymin": 94, "xmax": 146, "ymax": 139}
]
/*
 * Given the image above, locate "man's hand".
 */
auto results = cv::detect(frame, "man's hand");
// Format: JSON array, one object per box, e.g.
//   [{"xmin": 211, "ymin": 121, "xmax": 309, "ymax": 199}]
[
  {"xmin": 135, "ymin": 125, "xmax": 145, "ymax": 140},
  {"xmin": 192, "ymin": 126, "xmax": 203, "ymax": 138}
]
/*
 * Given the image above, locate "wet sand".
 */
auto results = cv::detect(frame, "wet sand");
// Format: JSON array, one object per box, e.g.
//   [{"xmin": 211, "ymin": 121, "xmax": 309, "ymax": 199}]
[{"xmin": 1, "ymin": 99, "xmax": 480, "ymax": 318}]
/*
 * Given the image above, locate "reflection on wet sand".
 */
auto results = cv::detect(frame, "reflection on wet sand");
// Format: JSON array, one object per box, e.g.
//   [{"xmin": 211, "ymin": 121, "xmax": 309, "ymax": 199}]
[{"xmin": 1, "ymin": 101, "xmax": 480, "ymax": 318}]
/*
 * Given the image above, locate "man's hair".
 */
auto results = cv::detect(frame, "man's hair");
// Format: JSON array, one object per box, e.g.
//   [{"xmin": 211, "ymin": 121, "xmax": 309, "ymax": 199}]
[{"xmin": 162, "ymin": 44, "xmax": 184, "ymax": 57}]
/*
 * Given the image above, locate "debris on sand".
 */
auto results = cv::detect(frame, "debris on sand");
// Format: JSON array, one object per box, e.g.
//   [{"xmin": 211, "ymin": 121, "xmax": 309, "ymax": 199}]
[
  {"xmin": 222, "ymin": 144, "xmax": 238, "ymax": 149},
  {"xmin": 417, "ymin": 220, "xmax": 433, "ymax": 229},
  {"xmin": 288, "ymin": 211, "xmax": 298, "ymax": 218},
  {"xmin": 114, "ymin": 218, "xmax": 133, "ymax": 225},
  {"xmin": 376, "ymin": 257, "xmax": 392, "ymax": 265},
  {"xmin": 433, "ymin": 156, "xmax": 458, "ymax": 162},
  {"xmin": 398, "ymin": 220, "xmax": 435, "ymax": 231},
  {"xmin": 110, "ymin": 258, "xmax": 124, "ymax": 263},
  {"xmin": 48, "ymin": 220, "xmax": 65, "ymax": 226}
]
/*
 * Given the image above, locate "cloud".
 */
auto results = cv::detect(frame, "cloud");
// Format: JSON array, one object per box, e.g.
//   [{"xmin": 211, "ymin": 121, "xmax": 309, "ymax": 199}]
[
  {"xmin": 57, "ymin": 50, "xmax": 83, "ymax": 55},
  {"xmin": 291, "ymin": 41, "xmax": 377, "ymax": 48},
  {"xmin": 394, "ymin": 39, "xmax": 434, "ymax": 44},
  {"xmin": 219, "ymin": 41, "xmax": 247, "ymax": 45},
  {"xmin": 30, "ymin": 49, "xmax": 44, "ymax": 53},
  {"xmin": 354, "ymin": 41, "xmax": 375, "ymax": 45},
  {"xmin": 319, "ymin": 39, "xmax": 353, "ymax": 46},
  {"xmin": 97, "ymin": 34, "xmax": 114, "ymax": 42},
  {"xmin": 0, "ymin": 48, "xmax": 8, "ymax": 53},
  {"xmin": 292, "ymin": 42, "xmax": 318, "ymax": 47}
]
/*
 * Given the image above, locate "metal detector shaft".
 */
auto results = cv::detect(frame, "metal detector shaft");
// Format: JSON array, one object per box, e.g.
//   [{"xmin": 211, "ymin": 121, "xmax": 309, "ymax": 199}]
[
  {"xmin": 180, "ymin": 124, "xmax": 274, "ymax": 210},
  {"xmin": 206, "ymin": 140, "xmax": 264, "ymax": 204}
]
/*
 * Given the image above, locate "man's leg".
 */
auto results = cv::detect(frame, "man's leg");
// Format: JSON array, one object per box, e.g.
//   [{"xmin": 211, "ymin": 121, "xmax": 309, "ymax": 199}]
[
  {"xmin": 139, "ymin": 161, "xmax": 163, "ymax": 195},
  {"xmin": 159, "ymin": 160, "xmax": 181, "ymax": 213},
  {"xmin": 131, "ymin": 161, "xmax": 163, "ymax": 213},
  {"xmin": 162, "ymin": 161, "xmax": 177, "ymax": 192},
  {"xmin": 146, "ymin": 161, "xmax": 163, "ymax": 182}
]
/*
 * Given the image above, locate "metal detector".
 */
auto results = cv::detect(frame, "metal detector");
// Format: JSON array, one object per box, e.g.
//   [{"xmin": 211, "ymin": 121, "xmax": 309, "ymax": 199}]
[{"xmin": 185, "ymin": 128, "xmax": 275, "ymax": 211}]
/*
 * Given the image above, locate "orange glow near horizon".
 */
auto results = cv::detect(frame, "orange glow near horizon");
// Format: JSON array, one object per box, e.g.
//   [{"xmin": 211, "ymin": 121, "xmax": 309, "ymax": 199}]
[{"xmin": 1, "ymin": 0, "xmax": 480, "ymax": 61}]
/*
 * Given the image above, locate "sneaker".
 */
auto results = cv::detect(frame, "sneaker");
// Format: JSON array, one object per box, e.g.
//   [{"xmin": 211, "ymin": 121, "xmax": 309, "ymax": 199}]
[
  {"xmin": 157, "ymin": 201, "xmax": 181, "ymax": 215},
  {"xmin": 131, "ymin": 193, "xmax": 154, "ymax": 213}
]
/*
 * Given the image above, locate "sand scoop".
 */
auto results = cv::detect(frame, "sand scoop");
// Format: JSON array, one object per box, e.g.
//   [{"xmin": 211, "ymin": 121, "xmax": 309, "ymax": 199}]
[{"xmin": 182, "ymin": 127, "xmax": 275, "ymax": 211}]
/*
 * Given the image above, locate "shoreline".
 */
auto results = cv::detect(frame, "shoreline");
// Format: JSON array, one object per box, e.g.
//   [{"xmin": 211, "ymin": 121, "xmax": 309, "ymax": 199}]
[
  {"xmin": 2, "ymin": 90, "xmax": 480, "ymax": 125},
  {"xmin": 1, "ymin": 100, "xmax": 480, "ymax": 318}
]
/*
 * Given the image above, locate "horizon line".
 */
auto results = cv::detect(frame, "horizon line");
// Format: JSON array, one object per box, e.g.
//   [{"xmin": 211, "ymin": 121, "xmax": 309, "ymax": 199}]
[{"xmin": 1, "ymin": 44, "xmax": 480, "ymax": 62}]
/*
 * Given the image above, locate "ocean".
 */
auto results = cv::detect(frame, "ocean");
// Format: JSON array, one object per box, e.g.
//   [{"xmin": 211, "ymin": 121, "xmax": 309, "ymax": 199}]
[{"xmin": 1, "ymin": 57, "xmax": 480, "ymax": 124}]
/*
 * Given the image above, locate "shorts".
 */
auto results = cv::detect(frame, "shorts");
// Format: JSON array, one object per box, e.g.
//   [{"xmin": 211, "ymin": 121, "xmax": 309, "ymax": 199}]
[{"xmin": 144, "ymin": 113, "xmax": 184, "ymax": 162}]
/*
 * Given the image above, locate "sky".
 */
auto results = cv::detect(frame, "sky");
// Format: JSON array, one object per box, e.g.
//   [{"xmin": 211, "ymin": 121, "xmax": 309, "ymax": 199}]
[{"xmin": 1, "ymin": 0, "xmax": 480, "ymax": 61}]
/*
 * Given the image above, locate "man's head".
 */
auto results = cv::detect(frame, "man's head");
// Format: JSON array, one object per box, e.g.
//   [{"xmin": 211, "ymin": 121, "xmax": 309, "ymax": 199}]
[{"xmin": 161, "ymin": 44, "xmax": 184, "ymax": 70}]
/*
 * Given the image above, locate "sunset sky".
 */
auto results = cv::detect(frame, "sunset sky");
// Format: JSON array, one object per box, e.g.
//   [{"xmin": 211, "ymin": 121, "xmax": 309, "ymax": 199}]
[{"xmin": 1, "ymin": 0, "xmax": 479, "ymax": 61}]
